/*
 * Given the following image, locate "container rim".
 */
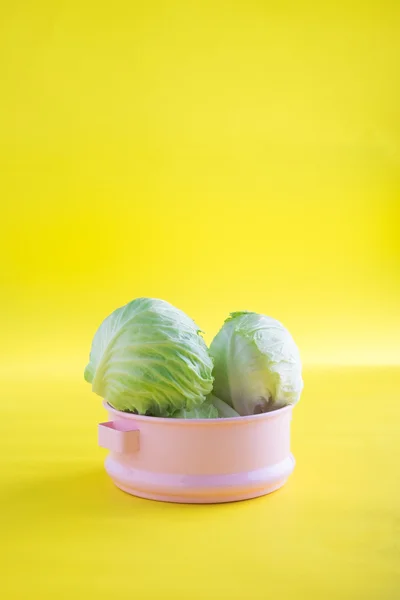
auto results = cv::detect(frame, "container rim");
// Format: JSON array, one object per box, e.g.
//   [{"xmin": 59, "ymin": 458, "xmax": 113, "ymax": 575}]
[{"xmin": 103, "ymin": 400, "xmax": 294, "ymax": 426}]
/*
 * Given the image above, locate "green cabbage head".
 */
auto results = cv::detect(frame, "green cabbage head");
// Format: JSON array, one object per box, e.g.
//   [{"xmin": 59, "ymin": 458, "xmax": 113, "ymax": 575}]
[
  {"xmin": 84, "ymin": 298, "xmax": 214, "ymax": 417},
  {"xmin": 210, "ymin": 312, "xmax": 303, "ymax": 416}
]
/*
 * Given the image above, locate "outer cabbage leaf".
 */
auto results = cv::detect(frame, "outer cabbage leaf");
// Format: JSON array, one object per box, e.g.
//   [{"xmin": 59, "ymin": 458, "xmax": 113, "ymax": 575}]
[
  {"xmin": 209, "ymin": 394, "xmax": 240, "ymax": 418},
  {"xmin": 173, "ymin": 401, "xmax": 218, "ymax": 419}
]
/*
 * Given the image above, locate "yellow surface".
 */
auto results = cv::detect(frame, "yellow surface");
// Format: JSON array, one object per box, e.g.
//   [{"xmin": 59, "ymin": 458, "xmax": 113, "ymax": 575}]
[
  {"xmin": 2, "ymin": 368, "xmax": 400, "ymax": 599},
  {"xmin": 1, "ymin": 1, "xmax": 399, "ymax": 598}
]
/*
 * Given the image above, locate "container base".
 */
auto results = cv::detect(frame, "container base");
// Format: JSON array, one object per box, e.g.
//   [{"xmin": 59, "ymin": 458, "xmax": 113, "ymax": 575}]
[
  {"xmin": 105, "ymin": 454, "xmax": 295, "ymax": 504},
  {"xmin": 113, "ymin": 478, "xmax": 290, "ymax": 503}
]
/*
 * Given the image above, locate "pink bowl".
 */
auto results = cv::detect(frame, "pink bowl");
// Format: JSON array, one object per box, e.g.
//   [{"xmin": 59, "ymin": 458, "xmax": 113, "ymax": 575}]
[{"xmin": 99, "ymin": 402, "xmax": 295, "ymax": 503}]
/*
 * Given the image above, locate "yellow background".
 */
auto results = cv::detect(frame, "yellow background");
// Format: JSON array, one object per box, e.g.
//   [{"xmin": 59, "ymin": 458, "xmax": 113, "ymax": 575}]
[{"xmin": 1, "ymin": 1, "xmax": 399, "ymax": 598}]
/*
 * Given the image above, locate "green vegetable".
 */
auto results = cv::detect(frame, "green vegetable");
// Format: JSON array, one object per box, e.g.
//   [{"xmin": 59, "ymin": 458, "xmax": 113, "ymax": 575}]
[
  {"xmin": 209, "ymin": 311, "xmax": 303, "ymax": 416},
  {"xmin": 84, "ymin": 298, "xmax": 214, "ymax": 417},
  {"xmin": 173, "ymin": 400, "xmax": 218, "ymax": 419},
  {"xmin": 209, "ymin": 394, "xmax": 240, "ymax": 418},
  {"xmin": 174, "ymin": 395, "xmax": 240, "ymax": 419}
]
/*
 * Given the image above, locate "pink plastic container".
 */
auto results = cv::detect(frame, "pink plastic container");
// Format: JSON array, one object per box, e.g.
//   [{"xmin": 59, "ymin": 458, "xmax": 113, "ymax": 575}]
[{"xmin": 99, "ymin": 402, "xmax": 295, "ymax": 503}]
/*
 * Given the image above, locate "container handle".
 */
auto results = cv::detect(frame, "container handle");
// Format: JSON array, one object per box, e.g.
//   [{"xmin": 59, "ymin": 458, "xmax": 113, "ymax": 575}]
[{"xmin": 98, "ymin": 421, "xmax": 140, "ymax": 454}]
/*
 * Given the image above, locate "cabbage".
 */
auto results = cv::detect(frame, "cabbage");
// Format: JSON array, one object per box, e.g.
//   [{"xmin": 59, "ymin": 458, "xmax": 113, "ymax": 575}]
[
  {"xmin": 209, "ymin": 394, "xmax": 240, "ymax": 418},
  {"xmin": 173, "ymin": 400, "xmax": 218, "ymax": 419},
  {"xmin": 173, "ymin": 395, "xmax": 240, "ymax": 418},
  {"xmin": 84, "ymin": 298, "xmax": 214, "ymax": 417},
  {"xmin": 209, "ymin": 312, "xmax": 303, "ymax": 416},
  {"xmin": 173, "ymin": 395, "xmax": 240, "ymax": 419}
]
